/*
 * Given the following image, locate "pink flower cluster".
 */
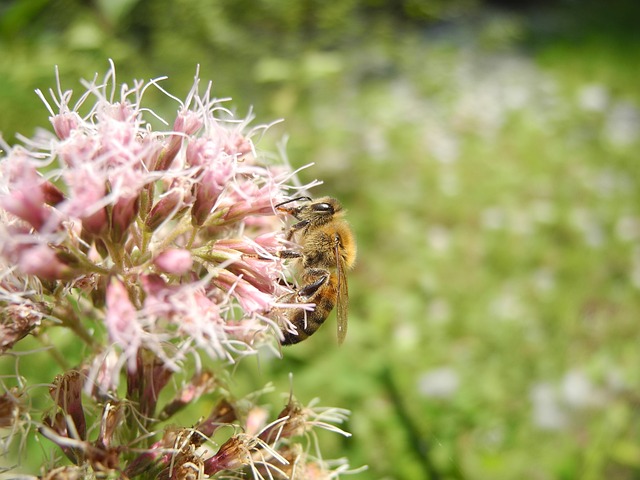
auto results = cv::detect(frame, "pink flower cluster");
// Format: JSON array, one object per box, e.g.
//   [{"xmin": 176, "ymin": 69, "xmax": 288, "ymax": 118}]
[
  {"xmin": 0, "ymin": 65, "xmax": 357, "ymax": 478},
  {"xmin": 0, "ymin": 64, "xmax": 303, "ymax": 379},
  {"xmin": 37, "ymin": 368, "xmax": 354, "ymax": 479}
]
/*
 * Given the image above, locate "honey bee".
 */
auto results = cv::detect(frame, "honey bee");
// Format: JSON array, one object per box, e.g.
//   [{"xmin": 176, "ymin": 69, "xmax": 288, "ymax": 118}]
[{"xmin": 275, "ymin": 196, "xmax": 356, "ymax": 345}]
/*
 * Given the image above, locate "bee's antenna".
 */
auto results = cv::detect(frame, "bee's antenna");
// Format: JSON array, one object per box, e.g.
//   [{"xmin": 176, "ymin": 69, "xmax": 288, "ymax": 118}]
[{"xmin": 274, "ymin": 197, "xmax": 312, "ymax": 209}]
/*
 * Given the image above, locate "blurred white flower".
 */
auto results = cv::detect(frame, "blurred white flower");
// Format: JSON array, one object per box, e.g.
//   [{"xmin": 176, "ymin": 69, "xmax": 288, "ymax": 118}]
[
  {"xmin": 530, "ymin": 199, "xmax": 556, "ymax": 225},
  {"xmin": 424, "ymin": 124, "xmax": 460, "ymax": 164},
  {"xmin": 615, "ymin": 215, "xmax": 640, "ymax": 242},
  {"xmin": 530, "ymin": 268, "xmax": 556, "ymax": 295},
  {"xmin": 481, "ymin": 206, "xmax": 505, "ymax": 230},
  {"xmin": 489, "ymin": 285, "xmax": 525, "ymax": 322},
  {"xmin": 393, "ymin": 320, "xmax": 420, "ymax": 349},
  {"xmin": 570, "ymin": 207, "xmax": 605, "ymax": 248},
  {"xmin": 426, "ymin": 298, "xmax": 452, "ymax": 324},
  {"xmin": 417, "ymin": 367, "xmax": 460, "ymax": 399},
  {"xmin": 631, "ymin": 247, "xmax": 640, "ymax": 289},
  {"xmin": 561, "ymin": 369, "xmax": 604, "ymax": 409},
  {"xmin": 363, "ymin": 125, "xmax": 390, "ymax": 160},
  {"xmin": 603, "ymin": 366, "xmax": 627, "ymax": 393},
  {"xmin": 531, "ymin": 370, "xmax": 608, "ymax": 432},
  {"xmin": 530, "ymin": 382, "xmax": 567, "ymax": 431},
  {"xmin": 577, "ymin": 84, "xmax": 609, "ymax": 112},
  {"xmin": 509, "ymin": 209, "xmax": 534, "ymax": 236},
  {"xmin": 604, "ymin": 101, "xmax": 640, "ymax": 148},
  {"xmin": 426, "ymin": 224, "xmax": 452, "ymax": 254}
]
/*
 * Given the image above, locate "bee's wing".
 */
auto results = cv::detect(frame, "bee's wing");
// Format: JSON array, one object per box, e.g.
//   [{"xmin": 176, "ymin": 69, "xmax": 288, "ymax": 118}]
[{"xmin": 335, "ymin": 241, "xmax": 348, "ymax": 345}]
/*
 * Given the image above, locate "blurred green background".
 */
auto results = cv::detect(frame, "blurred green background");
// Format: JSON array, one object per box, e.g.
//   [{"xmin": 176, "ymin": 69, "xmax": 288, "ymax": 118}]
[{"xmin": 2, "ymin": 0, "xmax": 640, "ymax": 478}]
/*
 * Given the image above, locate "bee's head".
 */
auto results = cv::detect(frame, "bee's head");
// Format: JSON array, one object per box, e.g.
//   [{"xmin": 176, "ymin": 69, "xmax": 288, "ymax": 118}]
[{"xmin": 276, "ymin": 196, "xmax": 343, "ymax": 225}]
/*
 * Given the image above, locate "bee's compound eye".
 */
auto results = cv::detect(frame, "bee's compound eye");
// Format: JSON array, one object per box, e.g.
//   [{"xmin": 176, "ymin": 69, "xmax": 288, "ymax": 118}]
[{"xmin": 312, "ymin": 203, "xmax": 333, "ymax": 213}]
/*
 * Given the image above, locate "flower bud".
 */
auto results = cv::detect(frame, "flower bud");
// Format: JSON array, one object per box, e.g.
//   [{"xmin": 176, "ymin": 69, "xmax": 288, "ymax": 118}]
[
  {"xmin": 152, "ymin": 110, "xmax": 203, "ymax": 172},
  {"xmin": 41, "ymin": 180, "xmax": 65, "ymax": 206},
  {"xmin": 51, "ymin": 112, "xmax": 81, "ymax": 139},
  {"xmin": 49, "ymin": 371, "xmax": 87, "ymax": 441},
  {"xmin": 174, "ymin": 109, "xmax": 202, "ymax": 136},
  {"xmin": 145, "ymin": 189, "xmax": 189, "ymax": 231},
  {"xmin": 202, "ymin": 435, "xmax": 255, "ymax": 473},
  {"xmin": 105, "ymin": 278, "xmax": 142, "ymax": 373},
  {"xmin": 110, "ymin": 194, "xmax": 139, "ymax": 243},
  {"xmin": 0, "ymin": 156, "xmax": 54, "ymax": 231},
  {"xmin": 153, "ymin": 248, "xmax": 193, "ymax": 275},
  {"xmin": 191, "ymin": 177, "xmax": 223, "ymax": 226},
  {"xmin": 126, "ymin": 350, "xmax": 173, "ymax": 420},
  {"xmin": 0, "ymin": 388, "xmax": 24, "ymax": 429},
  {"xmin": 0, "ymin": 303, "xmax": 43, "ymax": 353},
  {"xmin": 17, "ymin": 244, "xmax": 71, "ymax": 281},
  {"xmin": 0, "ymin": 190, "xmax": 49, "ymax": 231}
]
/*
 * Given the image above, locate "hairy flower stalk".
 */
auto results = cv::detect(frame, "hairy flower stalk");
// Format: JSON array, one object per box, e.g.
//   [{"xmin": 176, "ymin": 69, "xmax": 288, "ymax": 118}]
[{"xmin": 0, "ymin": 64, "xmax": 357, "ymax": 478}]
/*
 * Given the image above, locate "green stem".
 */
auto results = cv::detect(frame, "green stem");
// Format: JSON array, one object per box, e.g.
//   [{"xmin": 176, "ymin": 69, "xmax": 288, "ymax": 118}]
[
  {"xmin": 139, "ymin": 218, "xmax": 153, "ymax": 256},
  {"xmin": 63, "ymin": 241, "xmax": 112, "ymax": 276},
  {"xmin": 155, "ymin": 215, "xmax": 194, "ymax": 251},
  {"xmin": 51, "ymin": 302, "xmax": 100, "ymax": 350},
  {"xmin": 103, "ymin": 238, "xmax": 125, "ymax": 271},
  {"xmin": 380, "ymin": 366, "xmax": 443, "ymax": 480},
  {"xmin": 192, "ymin": 246, "xmax": 236, "ymax": 264}
]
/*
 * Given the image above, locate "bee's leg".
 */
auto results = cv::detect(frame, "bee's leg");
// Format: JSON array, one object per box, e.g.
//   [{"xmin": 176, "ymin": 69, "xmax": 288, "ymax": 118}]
[
  {"xmin": 278, "ymin": 249, "xmax": 302, "ymax": 260},
  {"xmin": 241, "ymin": 249, "xmax": 301, "ymax": 262},
  {"xmin": 297, "ymin": 268, "xmax": 330, "ymax": 298},
  {"xmin": 291, "ymin": 220, "xmax": 309, "ymax": 231},
  {"xmin": 284, "ymin": 220, "xmax": 309, "ymax": 241}
]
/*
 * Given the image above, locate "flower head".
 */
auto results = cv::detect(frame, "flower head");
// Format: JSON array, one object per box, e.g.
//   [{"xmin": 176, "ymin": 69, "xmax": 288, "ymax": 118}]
[
  {"xmin": 1, "ymin": 63, "xmax": 301, "ymax": 374},
  {"xmin": 0, "ymin": 63, "xmax": 358, "ymax": 479}
]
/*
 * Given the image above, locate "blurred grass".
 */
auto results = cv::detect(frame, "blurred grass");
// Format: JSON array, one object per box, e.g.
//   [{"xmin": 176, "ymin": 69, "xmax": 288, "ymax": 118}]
[{"xmin": 2, "ymin": 0, "xmax": 640, "ymax": 478}]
